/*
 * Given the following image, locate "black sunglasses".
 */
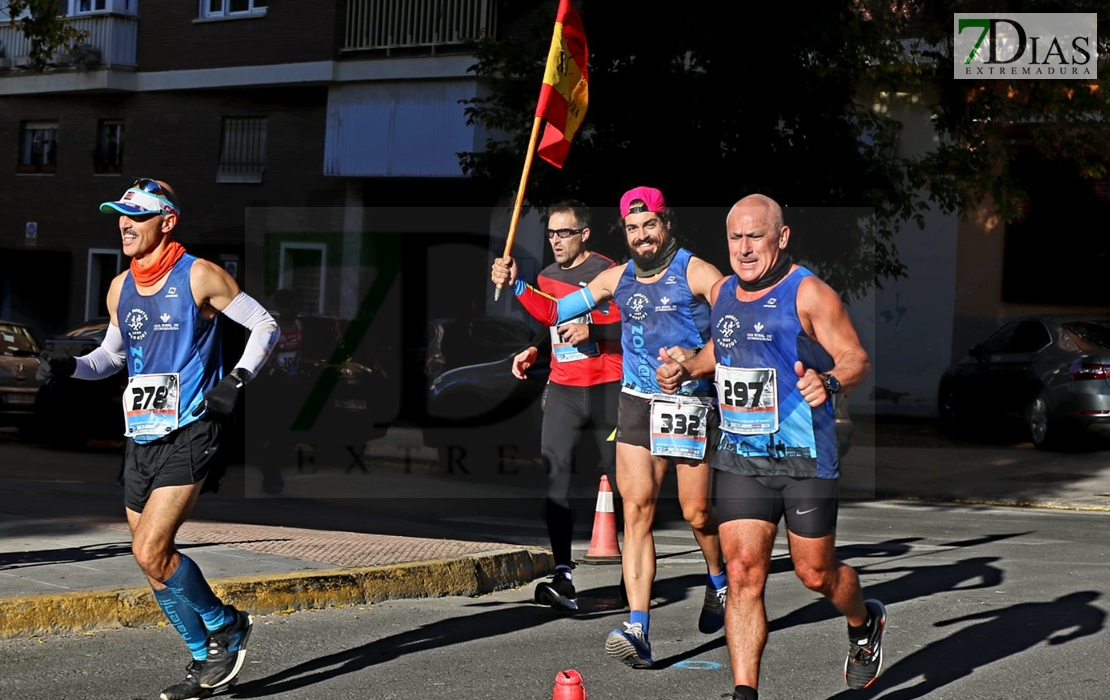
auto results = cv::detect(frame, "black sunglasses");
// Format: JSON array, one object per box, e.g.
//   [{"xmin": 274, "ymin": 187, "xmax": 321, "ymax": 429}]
[{"xmin": 546, "ymin": 227, "xmax": 584, "ymax": 239}]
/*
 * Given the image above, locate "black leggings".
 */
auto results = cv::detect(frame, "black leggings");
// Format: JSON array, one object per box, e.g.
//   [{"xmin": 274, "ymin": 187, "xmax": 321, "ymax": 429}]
[{"xmin": 541, "ymin": 380, "xmax": 620, "ymax": 567}]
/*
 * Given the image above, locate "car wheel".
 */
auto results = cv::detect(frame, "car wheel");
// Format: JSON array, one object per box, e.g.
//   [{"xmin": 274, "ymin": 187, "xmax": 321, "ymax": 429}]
[{"xmin": 1026, "ymin": 391, "xmax": 1055, "ymax": 450}]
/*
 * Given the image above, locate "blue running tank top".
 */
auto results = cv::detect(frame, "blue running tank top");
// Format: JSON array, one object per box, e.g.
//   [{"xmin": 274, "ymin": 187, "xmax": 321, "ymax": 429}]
[
  {"xmin": 613, "ymin": 247, "xmax": 712, "ymax": 397},
  {"xmin": 710, "ymin": 268, "xmax": 840, "ymax": 478},
  {"xmin": 117, "ymin": 254, "xmax": 223, "ymax": 444}
]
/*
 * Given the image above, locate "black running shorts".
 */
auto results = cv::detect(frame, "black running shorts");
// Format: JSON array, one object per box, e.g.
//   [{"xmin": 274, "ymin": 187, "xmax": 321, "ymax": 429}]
[
  {"xmin": 123, "ymin": 419, "xmax": 224, "ymax": 513},
  {"xmin": 616, "ymin": 391, "xmax": 718, "ymax": 462},
  {"xmin": 712, "ymin": 471, "xmax": 839, "ymax": 538}
]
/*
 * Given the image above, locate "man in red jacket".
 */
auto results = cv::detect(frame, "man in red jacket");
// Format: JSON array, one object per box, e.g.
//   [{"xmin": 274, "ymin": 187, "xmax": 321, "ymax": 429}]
[{"xmin": 503, "ymin": 200, "xmax": 623, "ymax": 613}]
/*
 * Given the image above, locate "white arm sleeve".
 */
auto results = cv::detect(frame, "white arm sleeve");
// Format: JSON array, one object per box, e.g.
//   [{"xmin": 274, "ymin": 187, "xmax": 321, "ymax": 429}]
[
  {"xmin": 74, "ymin": 323, "xmax": 126, "ymax": 380},
  {"xmin": 221, "ymin": 291, "xmax": 279, "ymax": 378}
]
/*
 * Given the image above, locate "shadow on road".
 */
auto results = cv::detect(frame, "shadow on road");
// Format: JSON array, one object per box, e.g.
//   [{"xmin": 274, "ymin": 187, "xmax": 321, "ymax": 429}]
[
  {"xmin": 825, "ymin": 591, "xmax": 1105, "ymax": 700},
  {"xmin": 231, "ymin": 573, "xmax": 711, "ymax": 696}
]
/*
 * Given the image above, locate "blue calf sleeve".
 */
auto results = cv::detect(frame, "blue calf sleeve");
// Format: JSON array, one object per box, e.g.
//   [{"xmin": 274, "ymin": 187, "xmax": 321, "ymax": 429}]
[
  {"xmin": 153, "ymin": 587, "xmax": 209, "ymax": 661},
  {"xmin": 162, "ymin": 554, "xmax": 233, "ymax": 632}
]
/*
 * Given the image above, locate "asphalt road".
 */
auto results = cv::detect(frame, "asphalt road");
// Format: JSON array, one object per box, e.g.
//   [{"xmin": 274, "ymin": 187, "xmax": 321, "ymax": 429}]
[{"xmin": 2, "ymin": 500, "xmax": 1108, "ymax": 700}]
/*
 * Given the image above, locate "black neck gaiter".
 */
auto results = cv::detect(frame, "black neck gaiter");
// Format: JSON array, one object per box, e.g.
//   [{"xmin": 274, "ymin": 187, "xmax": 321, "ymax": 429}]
[{"xmin": 736, "ymin": 253, "xmax": 794, "ymax": 292}]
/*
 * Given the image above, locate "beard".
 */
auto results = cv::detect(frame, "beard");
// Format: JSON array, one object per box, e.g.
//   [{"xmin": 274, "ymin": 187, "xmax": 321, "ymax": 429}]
[{"xmin": 628, "ymin": 240, "xmax": 660, "ymax": 269}]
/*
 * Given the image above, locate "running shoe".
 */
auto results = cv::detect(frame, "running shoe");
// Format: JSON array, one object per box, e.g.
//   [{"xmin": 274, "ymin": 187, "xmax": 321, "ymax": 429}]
[
  {"xmin": 199, "ymin": 607, "xmax": 253, "ymax": 688},
  {"xmin": 160, "ymin": 661, "xmax": 236, "ymax": 700},
  {"xmin": 844, "ymin": 599, "xmax": 887, "ymax": 690},
  {"xmin": 698, "ymin": 584, "xmax": 727, "ymax": 634},
  {"xmin": 534, "ymin": 572, "xmax": 578, "ymax": 613},
  {"xmin": 605, "ymin": 622, "xmax": 653, "ymax": 669}
]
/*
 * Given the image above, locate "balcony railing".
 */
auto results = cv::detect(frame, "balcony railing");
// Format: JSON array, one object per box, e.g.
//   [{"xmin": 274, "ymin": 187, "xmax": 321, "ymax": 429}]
[
  {"xmin": 343, "ymin": 0, "xmax": 496, "ymax": 53},
  {"xmin": 0, "ymin": 13, "xmax": 138, "ymax": 71}
]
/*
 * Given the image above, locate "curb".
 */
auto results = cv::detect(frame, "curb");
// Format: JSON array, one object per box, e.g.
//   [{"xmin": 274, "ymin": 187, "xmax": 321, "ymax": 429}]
[
  {"xmin": 884, "ymin": 494, "xmax": 1110, "ymax": 512},
  {"xmin": 0, "ymin": 547, "xmax": 553, "ymax": 639},
  {"xmin": 844, "ymin": 489, "xmax": 1110, "ymax": 512}
]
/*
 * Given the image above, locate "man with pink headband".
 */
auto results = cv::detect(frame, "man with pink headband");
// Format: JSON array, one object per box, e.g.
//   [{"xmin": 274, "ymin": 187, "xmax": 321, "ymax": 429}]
[
  {"xmin": 492, "ymin": 186, "xmax": 727, "ymax": 669},
  {"xmin": 37, "ymin": 178, "xmax": 278, "ymax": 699}
]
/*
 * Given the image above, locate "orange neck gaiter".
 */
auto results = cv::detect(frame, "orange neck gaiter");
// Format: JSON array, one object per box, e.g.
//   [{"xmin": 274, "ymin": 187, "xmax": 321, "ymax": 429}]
[{"xmin": 131, "ymin": 240, "xmax": 186, "ymax": 288}]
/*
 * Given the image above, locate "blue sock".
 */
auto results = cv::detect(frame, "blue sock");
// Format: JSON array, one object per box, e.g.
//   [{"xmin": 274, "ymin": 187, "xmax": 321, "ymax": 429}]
[
  {"xmin": 153, "ymin": 587, "xmax": 209, "ymax": 661},
  {"xmin": 162, "ymin": 554, "xmax": 233, "ymax": 632},
  {"xmin": 709, "ymin": 570, "xmax": 728, "ymax": 591},
  {"xmin": 630, "ymin": 610, "xmax": 650, "ymax": 636}
]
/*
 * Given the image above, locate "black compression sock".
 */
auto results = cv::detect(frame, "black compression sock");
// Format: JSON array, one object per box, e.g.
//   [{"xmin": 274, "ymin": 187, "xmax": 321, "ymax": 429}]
[{"xmin": 544, "ymin": 498, "xmax": 574, "ymax": 568}]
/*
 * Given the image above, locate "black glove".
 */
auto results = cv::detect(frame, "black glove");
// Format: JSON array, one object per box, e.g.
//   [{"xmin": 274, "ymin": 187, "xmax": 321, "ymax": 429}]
[
  {"xmin": 37, "ymin": 352, "xmax": 77, "ymax": 381},
  {"xmin": 191, "ymin": 368, "xmax": 252, "ymax": 420}
]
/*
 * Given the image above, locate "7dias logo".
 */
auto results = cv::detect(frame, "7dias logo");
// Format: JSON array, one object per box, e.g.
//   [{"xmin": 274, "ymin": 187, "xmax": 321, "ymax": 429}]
[{"xmin": 955, "ymin": 13, "xmax": 1096, "ymax": 79}]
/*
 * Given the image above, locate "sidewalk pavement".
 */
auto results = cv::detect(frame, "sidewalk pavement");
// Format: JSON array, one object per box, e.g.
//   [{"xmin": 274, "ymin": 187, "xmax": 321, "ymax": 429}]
[{"xmin": 2, "ymin": 417, "xmax": 1109, "ymax": 639}]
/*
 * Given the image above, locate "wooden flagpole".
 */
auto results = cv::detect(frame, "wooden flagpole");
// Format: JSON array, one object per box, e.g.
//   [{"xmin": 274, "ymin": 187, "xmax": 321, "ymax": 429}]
[{"xmin": 494, "ymin": 115, "xmax": 544, "ymax": 302}]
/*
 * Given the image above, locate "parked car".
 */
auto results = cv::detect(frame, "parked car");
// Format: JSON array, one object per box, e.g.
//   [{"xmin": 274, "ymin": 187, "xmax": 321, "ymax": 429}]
[
  {"xmin": 423, "ymin": 316, "xmax": 540, "ymax": 385},
  {"xmin": 32, "ymin": 318, "xmax": 127, "ymax": 447},
  {"xmin": 937, "ymin": 314, "xmax": 1110, "ymax": 449},
  {"xmin": 0, "ymin": 320, "xmax": 43, "ymax": 429},
  {"xmin": 420, "ymin": 315, "xmax": 545, "ymax": 472},
  {"xmin": 424, "ymin": 345, "xmax": 550, "ymax": 472}
]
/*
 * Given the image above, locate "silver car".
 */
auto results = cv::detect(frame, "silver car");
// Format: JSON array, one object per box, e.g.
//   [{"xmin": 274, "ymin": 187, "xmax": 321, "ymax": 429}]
[{"xmin": 938, "ymin": 314, "xmax": 1110, "ymax": 450}]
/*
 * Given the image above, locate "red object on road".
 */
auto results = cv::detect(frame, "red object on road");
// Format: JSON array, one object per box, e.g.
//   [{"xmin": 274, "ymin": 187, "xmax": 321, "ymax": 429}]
[{"xmin": 553, "ymin": 669, "xmax": 586, "ymax": 700}]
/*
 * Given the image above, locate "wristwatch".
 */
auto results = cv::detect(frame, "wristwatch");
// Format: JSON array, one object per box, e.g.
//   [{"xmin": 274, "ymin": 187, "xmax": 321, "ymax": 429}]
[{"xmin": 821, "ymin": 373, "xmax": 841, "ymax": 395}]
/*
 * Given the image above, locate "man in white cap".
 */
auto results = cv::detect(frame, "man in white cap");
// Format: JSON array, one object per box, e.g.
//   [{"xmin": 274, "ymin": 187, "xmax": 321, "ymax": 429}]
[
  {"xmin": 36, "ymin": 179, "xmax": 278, "ymax": 699},
  {"xmin": 492, "ymin": 186, "xmax": 727, "ymax": 669}
]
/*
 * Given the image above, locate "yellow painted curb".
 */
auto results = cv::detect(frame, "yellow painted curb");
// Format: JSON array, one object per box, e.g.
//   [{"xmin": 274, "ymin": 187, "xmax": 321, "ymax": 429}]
[{"xmin": 0, "ymin": 548, "xmax": 553, "ymax": 639}]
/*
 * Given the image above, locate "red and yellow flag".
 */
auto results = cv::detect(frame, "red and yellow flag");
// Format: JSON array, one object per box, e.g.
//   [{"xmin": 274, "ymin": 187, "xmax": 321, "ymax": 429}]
[{"xmin": 534, "ymin": 0, "xmax": 588, "ymax": 168}]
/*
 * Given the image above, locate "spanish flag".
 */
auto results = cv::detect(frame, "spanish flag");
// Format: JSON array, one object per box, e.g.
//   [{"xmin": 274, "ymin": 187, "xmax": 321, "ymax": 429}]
[{"xmin": 534, "ymin": 0, "xmax": 588, "ymax": 168}]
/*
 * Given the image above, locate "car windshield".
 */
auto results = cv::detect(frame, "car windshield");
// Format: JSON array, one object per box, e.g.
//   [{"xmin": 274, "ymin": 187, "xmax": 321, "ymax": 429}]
[
  {"xmin": 0, "ymin": 323, "xmax": 41, "ymax": 355},
  {"xmin": 1063, "ymin": 321, "xmax": 1110, "ymax": 349}
]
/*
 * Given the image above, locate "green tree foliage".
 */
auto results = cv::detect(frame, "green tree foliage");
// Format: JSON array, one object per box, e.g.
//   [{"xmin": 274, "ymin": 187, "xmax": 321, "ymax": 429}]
[
  {"xmin": 460, "ymin": 0, "xmax": 1109, "ymax": 300},
  {"xmin": 3, "ymin": 0, "xmax": 88, "ymax": 72}
]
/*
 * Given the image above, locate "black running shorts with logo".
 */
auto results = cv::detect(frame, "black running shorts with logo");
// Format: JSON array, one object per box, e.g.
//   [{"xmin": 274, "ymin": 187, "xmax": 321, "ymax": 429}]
[
  {"xmin": 616, "ymin": 391, "xmax": 719, "ymax": 463},
  {"xmin": 123, "ymin": 419, "xmax": 224, "ymax": 513},
  {"xmin": 713, "ymin": 471, "xmax": 839, "ymax": 538}
]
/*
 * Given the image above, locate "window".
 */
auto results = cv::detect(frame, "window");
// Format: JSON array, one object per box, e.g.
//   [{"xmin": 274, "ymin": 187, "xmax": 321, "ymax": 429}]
[
  {"xmin": 86, "ymin": 249, "xmax": 121, "ymax": 320},
  {"xmin": 1007, "ymin": 321, "xmax": 1052, "ymax": 354},
  {"xmin": 201, "ymin": 0, "xmax": 267, "ymax": 18},
  {"xmin": 217, "ymin": 116, "xmax": 267, "ymax": 183},
  {"xmin": 71, "ymin": 0, "xmax": 107, "ymax": 14},
  {"xmin": 980, "ymin": 322, "xmax": 1018, "ymax": 355},
  {"xmin": 1063, "ymin": 321, "xmax": 1110, "ymax": 349},
  {"xmin": 981, "ymin": 321, "xmax": 1051, "ymax": 355},
  {"xmin": 19, "ymin": 121, "xmax": 58, "ymax": 174},
  {"xmin": 94, "ymin": 120, "xmax": 124, "ymax": 174}
]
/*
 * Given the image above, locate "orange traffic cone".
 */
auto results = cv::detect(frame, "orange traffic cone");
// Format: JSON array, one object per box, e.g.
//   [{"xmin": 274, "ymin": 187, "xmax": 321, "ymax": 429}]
[
  {"xmin": 552, "ymin": 669, "xmax": 587, "ymax": 700},
  {"xmin": 582, "ymin": 475, "xmax": 621, "ymax": 563}
]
